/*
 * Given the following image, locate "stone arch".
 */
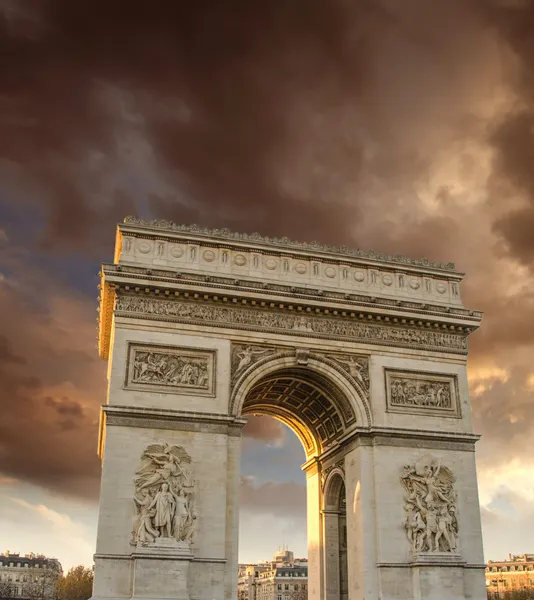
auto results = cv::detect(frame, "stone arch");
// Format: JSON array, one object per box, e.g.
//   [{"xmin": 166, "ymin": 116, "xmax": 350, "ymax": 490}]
[
  {"xmin": 323, "ymin": 467, "xmax": 346, "ymax": 511},
  {"xmin": 323, "ymin": 470, "xmax": 348, "ymax": 600},
  {"xmin": 231, "ymin": 352, "xmax": 371, "ymax": 454}
]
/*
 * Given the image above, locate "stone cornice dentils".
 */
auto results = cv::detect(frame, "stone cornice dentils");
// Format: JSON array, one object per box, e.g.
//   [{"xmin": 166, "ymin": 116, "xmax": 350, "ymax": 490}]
[{"xmin": 102, "ymin": 264, "xmax": 480, "ymax": 332}]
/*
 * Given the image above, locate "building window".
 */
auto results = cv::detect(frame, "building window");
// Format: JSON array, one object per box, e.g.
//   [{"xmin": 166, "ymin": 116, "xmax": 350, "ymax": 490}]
[
  {"xmin": 294, "ymin": 585, "xmax": 298, "ymax": 591},
  {"xmin": 277, "ymin": 584, "xmax": 281, "ymax": 590},
  {"xmin": 285, "ymin": 584, "xmax": 289, "ymax": 591},
  {"xmin": 277, "ymin": 596, "xmax": 282, "ymax": 600}
]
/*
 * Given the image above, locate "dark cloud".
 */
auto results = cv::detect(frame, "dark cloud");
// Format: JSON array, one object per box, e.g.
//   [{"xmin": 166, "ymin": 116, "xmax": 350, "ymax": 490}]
[
  {"xmin": 0, "ymin": 0, "xmax": 534, "ymax": 510},
  {"xmin": 0, "ymin": 249, "xmax": 104, "ymax": 499},
  {"xmin": 0, "ymin": 0, "xmax": 524, "ymax": 250}
]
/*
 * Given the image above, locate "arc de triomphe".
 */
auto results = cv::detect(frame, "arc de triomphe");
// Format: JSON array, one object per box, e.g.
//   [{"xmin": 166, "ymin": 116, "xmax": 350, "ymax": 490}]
[{"xmin": 92, "ymin": 217, "xmax": 486, "ymax": 600}]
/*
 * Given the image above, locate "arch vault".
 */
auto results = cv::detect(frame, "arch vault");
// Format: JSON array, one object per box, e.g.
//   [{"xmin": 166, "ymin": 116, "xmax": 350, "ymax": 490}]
[{"xmin": 92, "ymin": 218, "xmax": 487, "ymax": 600}]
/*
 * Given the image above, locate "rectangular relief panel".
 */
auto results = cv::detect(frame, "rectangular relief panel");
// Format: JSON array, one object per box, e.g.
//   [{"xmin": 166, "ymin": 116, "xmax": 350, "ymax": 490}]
[
  {"xmin": 385, "ymin": 369, "xmax": 461, "ymax": 418},
  {"xmin": 125, "ymin": 343, "xmax": 216, "ymax": 396}
]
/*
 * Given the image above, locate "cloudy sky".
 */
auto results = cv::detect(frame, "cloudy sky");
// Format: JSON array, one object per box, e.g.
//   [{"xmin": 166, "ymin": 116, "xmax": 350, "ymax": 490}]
[{"xmin": 1, "ymin": 0, "xmax": 534, "ymax": 570}]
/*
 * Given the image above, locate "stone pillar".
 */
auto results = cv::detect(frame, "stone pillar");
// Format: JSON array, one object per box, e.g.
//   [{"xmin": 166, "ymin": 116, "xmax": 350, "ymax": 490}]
[
  {"xmin": 92, "ymin": 408, "xmax": 246, "ymax": 600},
  {"xmin": 305, "ymin": 465, "xmax": 324, "ymax": 600},
  {"xmin": 131, "ymin": 544, "xmax": 193, "ymax": 600},
  {"xmin": 322, "ymin": 510, "xmax": 341, "ymax": 600},
  {"xmin": 344, "ymin": 444, "xmax": 379, "ymax": 600},
  {"xmin": 224, "ymin": 434, "xmax": 242, "ymax": 600}
]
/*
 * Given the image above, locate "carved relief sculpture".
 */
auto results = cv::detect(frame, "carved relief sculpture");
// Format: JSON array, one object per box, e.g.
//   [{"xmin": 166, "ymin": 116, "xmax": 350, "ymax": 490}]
[
  {"xmin": 330, "ymin": 354, "xmax": 370, "ymax": 396},
  {"xmin": 385, "ymin": 370, "xmax": 460, "ymax": 417},
  {"xmin": 391, "ymin": 378, "xmax": 451, "ymax": 409},
  {"xmin": 131, "ymin": 443, "xmax": 197, "ymax": 547},
  {"xmin": 231, "ymin": 344, "xmax": 276, "ymax": 380},
  {"xmin": 116, "ymin": 295, "xmax": 468, "ymax": 354},
  {"xmin": 400, "ymin": 455, "xmax": 458, "ymax": 554},
  {"xmin": 125, "ymin": 343, "xmax": 216, "ymax": 396}
]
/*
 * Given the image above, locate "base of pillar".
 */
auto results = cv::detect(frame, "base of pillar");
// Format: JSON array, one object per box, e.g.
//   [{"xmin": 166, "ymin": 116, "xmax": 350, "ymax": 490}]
[
  {"xmin": 131, "ymin": 539, "xmax": 194, "ymax": 600},
  {"xmin": 411, "ymin": 552, "xmax": 464, "ymax": 567}
]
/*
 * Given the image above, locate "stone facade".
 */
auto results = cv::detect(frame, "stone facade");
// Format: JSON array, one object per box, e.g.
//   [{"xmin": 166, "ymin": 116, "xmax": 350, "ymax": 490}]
[
  {"xmin": 238, "ymin": 551, "xmax": 308, "ymax": 600},
  {"xmin": 0, "ymin": 553, "xmax": 62, "ymax": 600},
  {"xmin": 92, "ymin": 218, "xmax": 487, "ymax": 600},
  {"xmin": 485, "ymin": 554, "xmax": 534, "ymax": 598}
]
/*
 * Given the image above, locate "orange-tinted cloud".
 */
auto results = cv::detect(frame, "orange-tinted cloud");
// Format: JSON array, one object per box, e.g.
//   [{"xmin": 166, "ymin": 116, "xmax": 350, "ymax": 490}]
[{"xmin": 0, "ymin": 0, "xmax": 533, "ymax": 516}]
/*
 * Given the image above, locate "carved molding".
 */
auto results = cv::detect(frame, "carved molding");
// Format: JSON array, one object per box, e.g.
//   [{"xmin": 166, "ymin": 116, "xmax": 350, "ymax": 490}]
[
  {"xmin": 115, "ymin": 294, "xmax": 467, "ymax": 354},
  {"xmin": 400, "ymin": 455, "xmax": 459, "ymax": 555},
  {"xmin": 321, "ymin": 460, "xmax": 345, "ymax": 490},
  {"xmin": 385, "ymin": 369, "xmax": 461, "ymax": 418},
  {"xmin": 131, "ymin": 442, "xmax": 197, "ymax": 548},
  {"xmin": 125, "ymin": 343, "xmax": 216, "ymax": 396},
  {"xmin": 123, "ymin": 217, "xmax": 456, "ymax": 271},
  {"xmin": 104, "ymin": 262, "xmax": 483, "ymax": 322},
  {"xmin": 102, "ymin": 405, "xmax": 247, "ymax": 436}
]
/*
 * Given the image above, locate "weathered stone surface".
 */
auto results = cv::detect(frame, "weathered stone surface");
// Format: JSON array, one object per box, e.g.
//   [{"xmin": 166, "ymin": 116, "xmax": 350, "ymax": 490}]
[{"xmin": 91, "ymin": 221, "xmax": 487, "ymax": 600}]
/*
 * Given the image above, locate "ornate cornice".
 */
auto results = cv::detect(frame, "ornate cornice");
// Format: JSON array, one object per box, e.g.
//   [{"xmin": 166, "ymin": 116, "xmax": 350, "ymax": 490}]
[
  {"xmin": 103, "ymin": 262, "xmax": 482, "ymax": 322},
  {"xmin": 101, "ymin": 405, "xmax": 247, "ymax": 436},
  {"xmin": 122, "ymin": 216, "xmax": 457, "ymax": 272}
]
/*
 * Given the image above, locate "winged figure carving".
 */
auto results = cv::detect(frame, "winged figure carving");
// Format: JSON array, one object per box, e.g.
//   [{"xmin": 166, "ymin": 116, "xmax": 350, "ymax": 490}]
[
  {"xmin": 400, "ymin": 455, "xmax": 458, "ymax": 555},
  {"xmin": 130, "ymin": 442, "xmax": 197, "ymax": 548}
]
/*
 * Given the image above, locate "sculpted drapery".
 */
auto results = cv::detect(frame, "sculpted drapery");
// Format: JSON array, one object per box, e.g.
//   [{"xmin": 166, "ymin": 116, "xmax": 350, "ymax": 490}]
[
  {"xmin": 131, "ymin": 442, "xmax": 198, "ymax": 547},
  {"xmin": 400, "ymin": 455, "xmax": 458, "ymax": 554}
]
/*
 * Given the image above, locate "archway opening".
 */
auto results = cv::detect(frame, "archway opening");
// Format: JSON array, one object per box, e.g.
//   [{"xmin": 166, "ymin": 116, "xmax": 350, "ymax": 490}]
[
  {"xmin": 237, "ymin": 365, "xmax": 353, "ymax": 600},
  {"xmin": 324, "ymin": 473, "xmax": 348, "ymax": 600},
  {"xmin": 241, "ymin": 366, "xmax": 355, "ymax": 457},
  {"xmin": 239, "ymin": 418, "xmax": 308, "ymax": 566}
]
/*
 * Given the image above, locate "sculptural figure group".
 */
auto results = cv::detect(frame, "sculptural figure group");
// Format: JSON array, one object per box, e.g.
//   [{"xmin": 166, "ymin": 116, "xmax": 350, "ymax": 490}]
[
  {"xmin": 401, "ymin": 455, "xmax": 458, "ymax": 554},
  {"xmin": 391, "ymin": 378, "xmax": 452, "ymax": 409},
  {"xmin": 131, "ymin": 443, "xmax": 198, "ymax": 547},
  {"xmin": 132, "ymin": 351, "xmax": 209, "ymax": 388}
]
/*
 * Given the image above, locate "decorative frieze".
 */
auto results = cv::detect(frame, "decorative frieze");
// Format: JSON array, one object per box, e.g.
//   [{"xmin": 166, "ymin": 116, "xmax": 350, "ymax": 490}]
[
  {"xmin": 131, "ymin": 442, "xmax": 197, "ymax": 547},
  {"xmin": 400, "ymin": 455, "xmax": 459, "ymax": 554},
  {"xmin": 125, "ymin": 343, "xmax": 216, "ymax": 396},
  {"xmin": 115, "ymin": 294, "xmax": 467, "ymax": 354},
  {"xmin": 385, "ymin": 370, "xmax": 460, "ymax": 418}
]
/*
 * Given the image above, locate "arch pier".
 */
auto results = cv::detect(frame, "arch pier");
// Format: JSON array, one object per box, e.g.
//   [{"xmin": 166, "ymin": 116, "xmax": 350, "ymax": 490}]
[{"xmin": 92, "ymin": 218, "xmax": 486, "ymax": 600}]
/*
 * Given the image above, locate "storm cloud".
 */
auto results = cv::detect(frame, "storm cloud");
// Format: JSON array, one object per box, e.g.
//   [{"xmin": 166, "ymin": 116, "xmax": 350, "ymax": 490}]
[{"xmin": 0, "ymin": 1, "xmax": 533, "ymax": 557}]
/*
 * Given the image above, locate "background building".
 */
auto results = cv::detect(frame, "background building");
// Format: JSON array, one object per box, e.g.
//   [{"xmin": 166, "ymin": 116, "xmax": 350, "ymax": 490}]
[
  {"xmin": 238, "ymin": 550, "xmax": 307, "ymax": 600},
  {"xmin": 0, "ymin": 552, "xmax": 62, "ymax": 600},
  {"xmin": 485, "ymin": 553, "xmax": 534, "ymax": 598}
]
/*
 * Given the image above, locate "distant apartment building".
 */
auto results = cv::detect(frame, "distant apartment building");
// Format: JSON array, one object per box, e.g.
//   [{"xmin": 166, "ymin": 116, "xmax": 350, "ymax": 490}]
[
  {"xmin": 485, "ymin": 553, "xmax": 534, "ymax": 598},
  {"xmin": 0, "ymin": 552, "xmax": 62, "ymax": 599},
  {"xmin": 238, "ymin": 550, "xmax": 307, "ymax": 600}
]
